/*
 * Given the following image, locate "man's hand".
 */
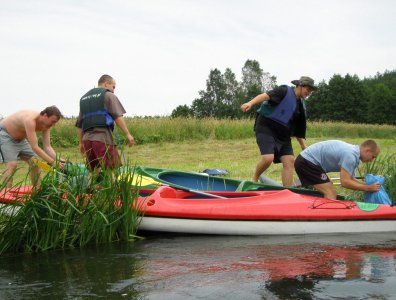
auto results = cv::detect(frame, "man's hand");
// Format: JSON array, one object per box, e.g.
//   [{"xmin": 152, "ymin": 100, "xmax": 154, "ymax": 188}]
[
  {"xmin": 366, "ymin": 182, "xmax": 381, "ymax": 192},
  {"xmin": 240, "ymin": 102, "xmax": 252, "ymax": 112},
  {"xmin": 79, "ymin": 143, "xmax": 85, "ymax": 155},
  {"xmin": 126, "ymin": 133, "xmax": 135, "ymax": 147}
]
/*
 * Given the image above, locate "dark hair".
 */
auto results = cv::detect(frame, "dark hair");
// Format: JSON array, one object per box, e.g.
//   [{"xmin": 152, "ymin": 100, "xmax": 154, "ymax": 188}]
[
  {"xmin": 98, "ymin": 74, "xmax": 114, "ymax": 85},
  {"xmin": 40, "ymin": 105, "xmax": 63, "ymax": 119}
]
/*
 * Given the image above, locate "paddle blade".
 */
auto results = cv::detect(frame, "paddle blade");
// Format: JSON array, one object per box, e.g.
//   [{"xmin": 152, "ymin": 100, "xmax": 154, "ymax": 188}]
[
  {"xmin": 32, "ymin": 158, "xmax": 51, "ymax": 171},
  {"xmin": 118, "ymin": 173, "xmax": 162, "ymax": 187}
]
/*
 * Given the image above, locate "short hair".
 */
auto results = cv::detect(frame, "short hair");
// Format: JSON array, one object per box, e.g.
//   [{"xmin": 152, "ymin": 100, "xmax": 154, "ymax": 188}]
[
  {"xmin": 361, "ymin": 139, "xmax": 380, "ymax": 152},
  {"xmin": 98, "ymin": 74, "xmax": 114, "ymax": 85},
  {"xmin": 40, "ymin": 105, "xmax": 63, "ymax": 119}
]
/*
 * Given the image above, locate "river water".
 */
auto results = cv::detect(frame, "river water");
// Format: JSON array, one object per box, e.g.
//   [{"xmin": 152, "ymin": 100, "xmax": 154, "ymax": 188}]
[{"xmin": 1, "ymin": 232, "xmax": 396, "ymax": 299}]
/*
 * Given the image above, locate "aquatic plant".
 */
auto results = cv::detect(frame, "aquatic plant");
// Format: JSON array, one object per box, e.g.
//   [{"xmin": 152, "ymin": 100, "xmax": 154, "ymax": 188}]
[
  {"xmin": 345, "ymin": 154, "xmax": 396, "ymax": 203},
  {"xmin": 0, "ymin": 164, "xmax": 142, "ymax": 254}
]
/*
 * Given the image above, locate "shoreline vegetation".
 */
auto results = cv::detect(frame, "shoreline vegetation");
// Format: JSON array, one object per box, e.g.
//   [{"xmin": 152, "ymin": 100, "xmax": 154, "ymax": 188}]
[{"xmin": 1, "ymin": 118, "xmax": 395, "ymax": 254}]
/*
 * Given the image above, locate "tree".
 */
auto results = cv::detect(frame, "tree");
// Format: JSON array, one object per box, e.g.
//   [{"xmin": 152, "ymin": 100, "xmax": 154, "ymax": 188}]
[
  {"xmin": 170, "ymin": 104, "xmax": 194, "ymax": 118},
  {"xmin": 306, "ymin": 74, "xmax": 368, "ymax": 123},
  {"xmin": 191, "ymin": 68, "xmax": 224, "ymax": 118},
  {"xmin": 191, "ymin": 68, "xmax": 241, "ymax": 118},
  {"xmin": 239, "ymin": 59, "xmax": 277, "ymax": 118},
  {"xmin": 366, "ymin": 83, "xmax": 396, "ymax": 124},
  {"xmin": 305, "ymin": 80, "xmax": 330, "ymax": 120}
]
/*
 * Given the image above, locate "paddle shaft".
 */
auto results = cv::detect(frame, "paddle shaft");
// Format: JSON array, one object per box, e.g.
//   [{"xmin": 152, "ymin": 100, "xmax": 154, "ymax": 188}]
[
  {"xmin": 170, "ymin": 185, "xmax": 227, "ymax": 199},
  {"xmin": 115, "ymin": 131, "xmax": 127, "ymax": 166}
]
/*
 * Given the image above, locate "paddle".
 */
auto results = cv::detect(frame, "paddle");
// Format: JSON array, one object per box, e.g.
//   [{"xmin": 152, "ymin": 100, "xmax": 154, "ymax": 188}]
[
  {"xmin": 32, "ymin": 158, "xmax": 82, "ymax": 179},
  {"xmin": 32, "ymin": 158, "xmax": 62, "ymax": 174},
  {"xmin": 119, "ymin": 173, "xmax": 227, "ymax": 199}
]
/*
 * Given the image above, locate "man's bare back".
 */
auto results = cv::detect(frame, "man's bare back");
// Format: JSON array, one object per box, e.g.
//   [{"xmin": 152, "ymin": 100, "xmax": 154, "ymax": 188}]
[
  {"xmin": 0, "ymin": 110, "xmax": 41, "ymax": 141},
  {"xmin": 0, "ymin": 106, "xmax": 63, "ymax": 187}
]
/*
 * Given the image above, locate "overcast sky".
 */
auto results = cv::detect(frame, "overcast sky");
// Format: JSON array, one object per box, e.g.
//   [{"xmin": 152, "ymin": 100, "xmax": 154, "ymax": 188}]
[{"xmin": 1, "ymin": 0, "xmax": 395, "ymax": 118}]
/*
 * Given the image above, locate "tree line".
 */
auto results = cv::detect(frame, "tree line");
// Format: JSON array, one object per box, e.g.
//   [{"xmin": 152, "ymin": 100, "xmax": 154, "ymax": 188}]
[{"xmin": 171, "ymin": 60, "xmax": 396, "ymax": 125}]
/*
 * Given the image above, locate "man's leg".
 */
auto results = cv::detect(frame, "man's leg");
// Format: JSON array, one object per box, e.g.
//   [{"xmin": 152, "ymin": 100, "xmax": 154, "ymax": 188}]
[
  {"xmin": 26, "ymin": 158, "xmax": 40, "ymax": 187},
  {"xmin": 280, "ymin": 155, "xmax": 295, "ymax": 187},
  {"xmin": 313, "ymin": 182, "xmax": 338, "ymax": 199},
  {"xmin": 253, "ymin": 154, "xmax": 274, "ymax": 182},
  {"xmin": 1, "ymin": 161, "xmax": 18, "ymax": 188}
]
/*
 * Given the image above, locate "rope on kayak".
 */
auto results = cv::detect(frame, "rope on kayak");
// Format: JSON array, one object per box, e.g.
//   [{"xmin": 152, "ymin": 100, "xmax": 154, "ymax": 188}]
[{"xmin": 311, "ymin": 198, "xmax": 354, "ymax": 209}]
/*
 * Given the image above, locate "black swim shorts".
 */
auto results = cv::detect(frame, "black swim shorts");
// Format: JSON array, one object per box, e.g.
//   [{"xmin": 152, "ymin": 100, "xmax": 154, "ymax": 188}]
[
  {"xmin": 255, "ymin": 122, "xmax": 293, "ymax": 163},
  {"xmin": 294, "ymin": 154, "xmax": 330, "ymax": 187}
]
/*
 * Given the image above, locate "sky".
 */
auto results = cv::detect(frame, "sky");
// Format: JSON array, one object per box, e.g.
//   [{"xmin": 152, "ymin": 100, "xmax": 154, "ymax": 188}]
[{"xmin": 1, "ymin": 0, "xmax": 395, "ymax": 118}]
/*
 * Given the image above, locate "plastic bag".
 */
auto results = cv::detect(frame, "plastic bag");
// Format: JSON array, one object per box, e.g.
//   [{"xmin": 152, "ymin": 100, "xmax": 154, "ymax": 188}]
[{"xmin": 364, "ymin": 174, "xmax": 392, "ymax": 205}]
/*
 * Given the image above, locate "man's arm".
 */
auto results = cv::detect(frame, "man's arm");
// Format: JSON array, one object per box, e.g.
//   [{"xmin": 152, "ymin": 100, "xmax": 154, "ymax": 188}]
[
  {"xmin": 114, "ymin": 116, "xmax": 134, "ymax": 147},
  {"xmin": 41, "ymin": 129, "xmax": 56, "ymax": 159},
  {"xmin": 24, "ymin": 119, "xmax": 55, "ymax": 165},
  {"xmin": 340, "ymin": 168, "xmax": 380, "ymax": 192},
  {"xmin": 296, "ymin": 137, "xmax": 307, "ymax": 150},
  {"xmin": 240, "ymin": 93, "xmax": 270, "ymax": 112},
  {"xmin": 77, "ymin": 127, "xmax": 85, "ymax": 155}
]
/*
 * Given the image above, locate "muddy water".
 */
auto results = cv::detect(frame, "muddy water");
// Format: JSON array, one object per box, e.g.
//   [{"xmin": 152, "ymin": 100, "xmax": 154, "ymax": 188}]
[{"xmin": 1, "ymin": 233, "xmax": 396, "ymax": 299}]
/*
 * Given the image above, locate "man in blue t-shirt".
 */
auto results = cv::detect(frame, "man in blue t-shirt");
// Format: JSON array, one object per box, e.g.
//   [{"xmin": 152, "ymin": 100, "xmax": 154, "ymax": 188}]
[{"xmin": 294, "ymin": 140, "xmax": 381, "ymax": 199}]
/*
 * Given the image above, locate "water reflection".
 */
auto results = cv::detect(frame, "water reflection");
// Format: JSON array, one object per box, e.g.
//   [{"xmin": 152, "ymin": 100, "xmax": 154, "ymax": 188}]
[
  {"xmin": 0, "ymin": 243, "xmax": 143, "ymax": 299},
  {"xmin": 1, "ymin": 233, "xmax": 396, "ymax": 299}
]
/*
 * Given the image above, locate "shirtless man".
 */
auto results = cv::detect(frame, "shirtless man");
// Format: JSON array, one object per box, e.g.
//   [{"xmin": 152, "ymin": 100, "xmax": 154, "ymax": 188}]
[{"xmin": 0, "ymin": 106, "xmax": 63, "ymax": 187}]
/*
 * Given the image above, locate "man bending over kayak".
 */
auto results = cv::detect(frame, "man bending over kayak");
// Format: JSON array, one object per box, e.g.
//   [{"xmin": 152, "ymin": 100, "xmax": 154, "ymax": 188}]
[
  {"xmin": 294, "ymin": 139, "xmax": 381, "ymax": 199},
  {"xmin": 0, "ymin": 106, "xmax": 64, "ymax": 187}
]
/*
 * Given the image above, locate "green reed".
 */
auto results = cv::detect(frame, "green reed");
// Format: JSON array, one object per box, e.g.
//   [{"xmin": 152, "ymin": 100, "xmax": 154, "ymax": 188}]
[
  {"xmin": 344, "ymin": 153, "xmax": 396, "ymax": 203},
  {"xmin": 0, "ymin": 164, "xmax": 142, "ymax": 254}
]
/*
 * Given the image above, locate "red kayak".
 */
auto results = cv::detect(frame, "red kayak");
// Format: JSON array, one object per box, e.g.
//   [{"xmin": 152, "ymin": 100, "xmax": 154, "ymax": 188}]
[
  {"xmin": 136, "ymin": 186, "xmax": 396, "ymax": 235},
  {"xmin": 0, "ymin": 186, "xmax": 33, "ymax": 204},
  {"xmin": 2, "ymin": 185, "xmax": 396, "ymax": 235}
]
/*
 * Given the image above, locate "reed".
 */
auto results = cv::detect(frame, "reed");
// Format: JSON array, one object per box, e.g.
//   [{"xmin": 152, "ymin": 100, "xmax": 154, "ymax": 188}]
[
  {"xmin": 0, "ymin": 164, "xmax": 141, "ymax": 254},
  {"xmin": 344, "ymin": 154, "xmax": 396, "ymax": 203}
]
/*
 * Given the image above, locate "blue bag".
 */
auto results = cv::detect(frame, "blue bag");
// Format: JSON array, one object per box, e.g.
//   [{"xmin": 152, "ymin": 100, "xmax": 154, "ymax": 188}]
[{"xmin": 364, "ymin": 174, "xmax": 392, "ymax": 205}]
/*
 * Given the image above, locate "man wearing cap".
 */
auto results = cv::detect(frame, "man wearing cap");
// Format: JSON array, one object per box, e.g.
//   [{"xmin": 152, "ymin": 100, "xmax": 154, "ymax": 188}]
[{"xmin": 240, "ymin": 76, "xmax": 316, "ymax": 186}]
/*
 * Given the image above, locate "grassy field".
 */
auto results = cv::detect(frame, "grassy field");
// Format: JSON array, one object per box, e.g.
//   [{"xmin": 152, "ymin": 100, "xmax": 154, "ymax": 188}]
[
  {"xmin": 48, "ymin": 118, "xmax": 396, "ymax": 147},
  {"xmin": 2, "ymin": 118, "xmax": 395, "ymax": 192}
]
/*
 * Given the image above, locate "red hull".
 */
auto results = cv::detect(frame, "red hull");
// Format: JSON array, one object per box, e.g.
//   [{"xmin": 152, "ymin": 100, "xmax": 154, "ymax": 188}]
[{"xmin": 138, "ymin": 186, "xmax": 396, "ymax": 221}]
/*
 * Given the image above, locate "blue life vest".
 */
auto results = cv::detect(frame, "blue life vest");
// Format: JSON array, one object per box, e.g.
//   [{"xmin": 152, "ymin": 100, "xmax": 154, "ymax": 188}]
[
  {"xmin": 80, "ymin": 88, "xmax": 114, "ymax": 132},
  {"xmin": 257, "ymin": 86, "xmax": 298, "ymax": 127}
]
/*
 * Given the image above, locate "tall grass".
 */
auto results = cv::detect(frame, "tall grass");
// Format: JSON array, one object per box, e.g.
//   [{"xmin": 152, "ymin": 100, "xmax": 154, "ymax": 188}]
[
  {"xmin": 50, "ymin": 118, "xmax": 396, "ymax": 147},
  {"xmin": 0, "ymin": 165, "xmax": 141, "ymax": 254}
]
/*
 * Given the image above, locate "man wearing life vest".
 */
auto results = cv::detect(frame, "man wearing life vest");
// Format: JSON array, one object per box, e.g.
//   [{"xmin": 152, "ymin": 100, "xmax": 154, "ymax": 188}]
[
  {"xmin": 76, "ymin": 75, "xmax": 134, "ymax": 172},
  {"xmin": 240, "ymin": 76, "xmax": 316, "ymax": 187}
]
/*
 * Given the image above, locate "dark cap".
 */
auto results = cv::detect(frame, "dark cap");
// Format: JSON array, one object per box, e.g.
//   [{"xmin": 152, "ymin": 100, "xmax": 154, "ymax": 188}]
[{"xmin": 291, "ymin": 76, "xmax": 317, "ymax": 90}]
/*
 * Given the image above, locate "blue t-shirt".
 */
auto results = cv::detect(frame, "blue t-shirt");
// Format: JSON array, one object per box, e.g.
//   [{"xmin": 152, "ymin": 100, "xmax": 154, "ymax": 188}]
[{"xmin": 300, "ymin": 140, "xmax": 360, "ymax": 176}]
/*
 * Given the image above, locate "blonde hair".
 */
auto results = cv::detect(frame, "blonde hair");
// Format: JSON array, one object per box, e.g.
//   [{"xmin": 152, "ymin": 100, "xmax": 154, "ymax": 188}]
[
  {"xmin": 98, "ymin": 74, "xmax": 114, "ymax": 85},
  {"xmin": 361, "ymin": 139, "xmax": 380, "ymax": 152}
]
